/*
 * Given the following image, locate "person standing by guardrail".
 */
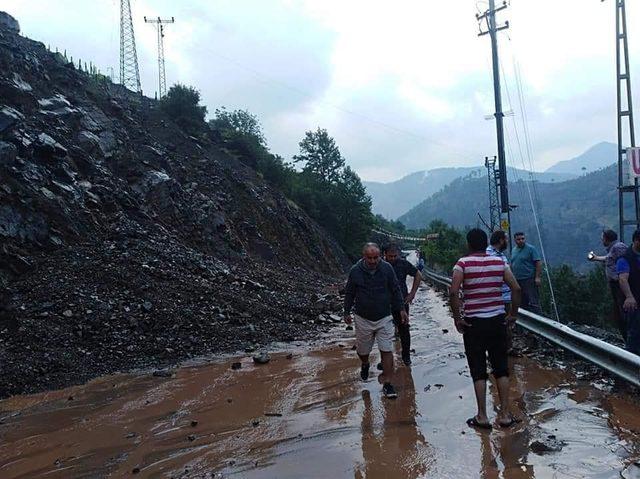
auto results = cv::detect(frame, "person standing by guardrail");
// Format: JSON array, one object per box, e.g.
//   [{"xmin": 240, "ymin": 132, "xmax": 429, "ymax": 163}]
[
  {"xmin": 486, "ymin": 230, "xmax": 516, "ymax": 354},
  {"xmin": 614, "ymin": 229, "xmax": 640, "ymax": 355},
  {"xmin": 588, "ymin": 229, "xmax": 627, "ymax": 341},
  {"xmin": 450, "ymin": 228, "xmax": 522, "ymax": 429},
  {"xmin": 510, "ymin": 232, "xmax": 542, "ymax": 314}
]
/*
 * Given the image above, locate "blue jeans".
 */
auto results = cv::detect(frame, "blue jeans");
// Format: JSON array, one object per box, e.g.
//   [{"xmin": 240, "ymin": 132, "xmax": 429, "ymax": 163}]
[{"xmin": 624, "ymin": 310, "xmax": 640, "ymax": 355}]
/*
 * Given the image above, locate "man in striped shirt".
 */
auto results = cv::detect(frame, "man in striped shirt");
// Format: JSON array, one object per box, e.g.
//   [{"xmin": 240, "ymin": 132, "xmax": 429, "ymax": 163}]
[{"xmin": 450, "ymin": 228, "xmax": 521, "ymax": 429}]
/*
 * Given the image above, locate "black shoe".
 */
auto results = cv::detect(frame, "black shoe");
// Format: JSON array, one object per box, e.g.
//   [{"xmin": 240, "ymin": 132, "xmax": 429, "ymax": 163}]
[
  {"xmin": 402, "ymin": 356, "xmax": 412, "ymax": 366},
  {"xmin": 382, "ymin": 383, "xmax": 398, "ymax": 399},
  {"xmin": 376, "ymin": 362, "xmax": 383, "ymax": 371},
  {"xmin": 360, "ymin": 363, "xmax": 370, "ymax": 381}
]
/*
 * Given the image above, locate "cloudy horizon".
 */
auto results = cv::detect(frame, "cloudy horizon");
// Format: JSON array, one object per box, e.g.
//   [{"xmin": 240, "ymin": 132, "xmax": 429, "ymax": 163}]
[{"xmin": 3, "ymin": 0, "xmax": 637, "ymax": 182}]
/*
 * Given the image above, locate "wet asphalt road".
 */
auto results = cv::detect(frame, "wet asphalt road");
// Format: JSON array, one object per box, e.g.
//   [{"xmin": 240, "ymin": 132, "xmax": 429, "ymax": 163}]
[{"xmin": 1, "ymin": 275, "xmax": 640, "ymax": 478}]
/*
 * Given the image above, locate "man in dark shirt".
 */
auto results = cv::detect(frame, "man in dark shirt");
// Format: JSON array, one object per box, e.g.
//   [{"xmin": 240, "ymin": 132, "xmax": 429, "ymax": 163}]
[
  {"xmin": 615, "ymin": 229, "xmax": 640, "ymax": 354},
  {"xmin": 384, "ymin": 243, "xmax": 421, "ymax": 365},
  {"xmin": 344, "ymin": 243, "xmax": 407, "ymax": 398}
]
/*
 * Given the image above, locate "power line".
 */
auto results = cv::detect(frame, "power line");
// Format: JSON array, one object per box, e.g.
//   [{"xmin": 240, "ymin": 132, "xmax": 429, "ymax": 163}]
[{"xmin": 144, "ymin": 16, "xmax": 175, "ymax": 98}]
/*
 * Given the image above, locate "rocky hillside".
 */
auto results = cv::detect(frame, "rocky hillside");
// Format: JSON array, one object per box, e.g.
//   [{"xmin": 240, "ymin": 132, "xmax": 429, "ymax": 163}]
[{"xmin": 0, "ymin": 13, "xmax": 347, "ymax": 397}]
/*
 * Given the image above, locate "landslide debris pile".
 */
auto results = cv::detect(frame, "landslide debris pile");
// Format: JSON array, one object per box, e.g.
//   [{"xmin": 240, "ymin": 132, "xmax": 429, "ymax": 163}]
[{"xmin": 0, "ymin": 13, "xmax": 346, "ymax": 397}]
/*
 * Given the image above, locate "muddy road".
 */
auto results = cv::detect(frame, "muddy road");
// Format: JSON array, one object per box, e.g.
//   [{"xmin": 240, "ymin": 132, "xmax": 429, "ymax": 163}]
[{"xmin": 1, "ymin": 281, "xmax": 640, "ymax": 478}]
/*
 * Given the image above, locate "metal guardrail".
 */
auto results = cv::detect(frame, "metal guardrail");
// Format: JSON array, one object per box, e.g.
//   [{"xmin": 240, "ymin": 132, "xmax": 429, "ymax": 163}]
[{"xmin": 422, "ymin": 268, "xmax": 640, "ymax": 387}]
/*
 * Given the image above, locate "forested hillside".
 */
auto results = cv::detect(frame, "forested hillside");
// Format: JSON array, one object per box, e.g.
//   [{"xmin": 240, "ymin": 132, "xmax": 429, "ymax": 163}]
[{"xmin": 400, "ymin": 165, "xmax": 624, "ymax": 270}]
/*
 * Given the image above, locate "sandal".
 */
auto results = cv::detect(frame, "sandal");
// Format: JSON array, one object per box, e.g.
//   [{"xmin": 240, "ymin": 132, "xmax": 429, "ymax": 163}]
[
  {"xmin": 498, "ymin": 416, "xmax": 522, "ymax": 428},
  {"xmin": 466, "ymin": 416, "xmax": 492, "ymax": 430}
]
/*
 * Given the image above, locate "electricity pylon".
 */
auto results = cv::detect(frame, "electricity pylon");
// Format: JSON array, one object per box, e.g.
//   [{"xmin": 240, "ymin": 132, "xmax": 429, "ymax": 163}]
[
  {"xmin": 144, "ymin": 16, "xmax": 175, "ymax": 98},
  {"xmin": 612, "ymin": 0, "xmax": 639, "ymax": 241},
  {"xmin": 119, "ymin": 0, "xmax": 142, "ymax": 93}
]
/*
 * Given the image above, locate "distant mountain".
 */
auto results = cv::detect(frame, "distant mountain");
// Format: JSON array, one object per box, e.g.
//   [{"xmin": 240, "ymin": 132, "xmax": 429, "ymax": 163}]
[
  {"xmin": 364, "ymin": 167, "xmax": 576, "ymax": 220},
  {"xmin": 545, "ymin": 141, "xmax": 617, "ymax": 174},
  {"xmin": 398, "ymin": 164, "xmax": 624, "ymax": 271}
]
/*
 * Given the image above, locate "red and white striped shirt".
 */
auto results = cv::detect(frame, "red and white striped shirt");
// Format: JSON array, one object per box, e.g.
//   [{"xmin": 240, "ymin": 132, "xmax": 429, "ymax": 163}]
[{"xmin": 453, "ymin": 253, "xmax": 506, "ymax": 319}]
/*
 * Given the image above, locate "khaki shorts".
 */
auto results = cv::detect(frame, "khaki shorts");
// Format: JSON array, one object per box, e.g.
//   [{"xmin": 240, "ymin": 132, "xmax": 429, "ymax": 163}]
[{"xmin": 354, "ymin": 314, "xmax": 394, "ymax": 356}]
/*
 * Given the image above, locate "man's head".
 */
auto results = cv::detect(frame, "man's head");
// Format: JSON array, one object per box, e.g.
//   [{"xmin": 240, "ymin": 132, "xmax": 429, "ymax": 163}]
[
  {"xmin": 602, "ymin": 229, "xmax": 618, "ymax": 247},
  {"xmin": 467, "ymin": 228, "xmax": 488, "ymax": 253},
  {"xmin": 384, "ymin": 243, "xmax": 400, "ymax": 264},
  {"xmin": 362, "ymin": 242, "xmax": 381, "ymax": 270},
  {"xmin": 632, "ymin": 229, "xmax": 640, "ymax": 251},
  {"xmin": 490, "ymin": 230, "xmax": 508, "ymax": 252},
  {"xmin": 514, "ymin": 232, "xmax": 526, "ymax": 248}
]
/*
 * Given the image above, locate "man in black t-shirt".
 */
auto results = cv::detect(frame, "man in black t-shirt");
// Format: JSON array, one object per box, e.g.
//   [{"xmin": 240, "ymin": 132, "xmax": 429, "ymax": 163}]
[{"xmin": 384, "ymin": 244, "xmax": 422, "ymax": 365}]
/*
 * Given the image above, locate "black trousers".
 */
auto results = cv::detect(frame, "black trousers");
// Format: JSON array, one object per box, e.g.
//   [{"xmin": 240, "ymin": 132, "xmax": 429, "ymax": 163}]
[
  {"xmin": 392, "ymin": 304, "xmax": 411, "ymax": 360},
  {"xmin": 462, "ymin": 314, "xmax": 509, "ymax": 382},
  {"xmin": 609, "ymin": 281, "xmax": 627, "ymax": 340}
]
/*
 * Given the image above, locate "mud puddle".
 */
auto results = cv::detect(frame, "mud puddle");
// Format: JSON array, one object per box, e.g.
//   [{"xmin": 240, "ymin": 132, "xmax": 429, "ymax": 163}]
[{"xmin": 1, "ymin": 284, "xmax": 640, "ymax": 478}]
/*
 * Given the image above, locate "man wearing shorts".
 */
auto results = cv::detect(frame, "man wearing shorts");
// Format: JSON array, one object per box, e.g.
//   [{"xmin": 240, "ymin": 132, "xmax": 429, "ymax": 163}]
[
  {"xmin": 344, "ymin": 243, "xmax": 407, "ymax": 398},
  {"xmin": 450, "ymin": 229, "xmax": 521, "ymax": 428}
]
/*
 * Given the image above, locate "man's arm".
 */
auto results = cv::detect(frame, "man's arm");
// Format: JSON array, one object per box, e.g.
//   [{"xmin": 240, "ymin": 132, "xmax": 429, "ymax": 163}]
[
  {"xmin": 387, "ymin": 266, "xmax": 407, "ymax": 323},
  {"xmin": 449, "ymin": 268, "xmax": 470, "ymax": 333},
  {"xmin": 405, "ymin": 263, "xmax": 422, "ymax": 304},
  {"xmin": 534, "ymin": 260, "xmax": 543, "ymax": 286},
  {"xmin": 619, "ymin": 272, "xmax": 637, "ymax": 312},
  {"xmin": 343, "ymin": 270, "xmax": 356, "ymax": 324},
  {"xmin": 503, "ymin": 267, "xmax": 521, "ymax": 320}
]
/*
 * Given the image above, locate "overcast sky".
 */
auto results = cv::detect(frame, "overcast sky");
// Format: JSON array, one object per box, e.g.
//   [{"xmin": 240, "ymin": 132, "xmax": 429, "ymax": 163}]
[{"xmin": 4, "ymin": 1, "xmax": 639, "ymax": 182}]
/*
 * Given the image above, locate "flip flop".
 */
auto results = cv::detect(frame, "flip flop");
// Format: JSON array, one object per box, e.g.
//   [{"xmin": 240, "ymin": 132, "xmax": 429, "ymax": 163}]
[
  {"xmin": 466, "ymin": 416, "xmax": 492, "ymax": 430},
  {"xmin": 498, "ymin": 416, "xmax": 522, "ymax": 428}
]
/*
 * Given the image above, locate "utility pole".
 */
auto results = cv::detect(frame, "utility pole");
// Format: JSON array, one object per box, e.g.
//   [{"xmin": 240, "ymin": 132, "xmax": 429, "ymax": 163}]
[
  {"xmin": 485, "ymin": 156, "xmax": 501, "ymax": 231},
  {"xmin": 613, "ymin": 0, "xmax": 639, "ymax": 241},
  {"xmin": 120, "ymin": 0, "xmax": 142, "ymax": 93},
  {"xmin": 477, "ymin": 0, "xmax": 511, "ymax": 249},
  {"xmin": 144, "ymin": 16, "xmax": 175, "ymax": 99}
]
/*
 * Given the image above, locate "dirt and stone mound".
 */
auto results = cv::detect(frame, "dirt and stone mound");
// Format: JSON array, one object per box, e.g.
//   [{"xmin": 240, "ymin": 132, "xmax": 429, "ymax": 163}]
[{"xmin": 0, "ymin": 12, "xmax": 347, "ymax": 397}]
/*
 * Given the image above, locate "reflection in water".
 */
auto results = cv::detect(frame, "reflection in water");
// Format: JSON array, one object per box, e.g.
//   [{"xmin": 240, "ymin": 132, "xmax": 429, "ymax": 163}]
[
  {"xmin": 355, "ymin": 367, "xmax": 431, "ymax": 479},
  {"xmin": 477, "ymin": 351, "xmax": 535, "ymax": 478},
  {"xmin": 1, "ymin": 288, "xmax": 640, "ymax": 478}
]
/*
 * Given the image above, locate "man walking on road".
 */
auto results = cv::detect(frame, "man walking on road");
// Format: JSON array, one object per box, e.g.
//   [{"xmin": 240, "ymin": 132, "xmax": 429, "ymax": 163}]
[
  {"xmin": 384, "ymin": 244, "xmax": 422, "ymax": 366},
  {"xmin": 588, "ymin": 229, "xmax": 627, "ymax": 340},
  {"xmin": 511, "ymin": 232, "xmax": 542, "ymax": 314},
  {"xmin": 344, "ymin": 243, "xmax": 408, "ymax": 398},
  {"xmin": 450, "ymin": 229, "xmax": 522, "ymax": 429},
  {"xmin": 615, "ymin": 229, "xmax": 640, "ymax": 354}
]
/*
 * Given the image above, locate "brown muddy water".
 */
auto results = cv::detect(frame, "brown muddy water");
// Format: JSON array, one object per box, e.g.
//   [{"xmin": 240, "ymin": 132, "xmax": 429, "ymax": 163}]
[{"xmin": 1, "ymin": 285, "xmax": 640, "ymax": 478}]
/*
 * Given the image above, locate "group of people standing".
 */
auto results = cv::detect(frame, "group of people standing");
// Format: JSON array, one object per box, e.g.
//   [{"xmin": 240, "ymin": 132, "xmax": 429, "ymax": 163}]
[
  {"xmin": 589, "ymin": 228, "xmax": 640, "ymax": 354},
  {"xmin": 342, "ymin": 229, "xmax": 544, "ymax": 429}
]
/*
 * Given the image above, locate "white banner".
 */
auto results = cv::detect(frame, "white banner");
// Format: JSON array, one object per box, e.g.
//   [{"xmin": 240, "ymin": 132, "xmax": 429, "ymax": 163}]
[{"xmin": 628, "ymin": 147, "xmax": 640, "ymax": 179}]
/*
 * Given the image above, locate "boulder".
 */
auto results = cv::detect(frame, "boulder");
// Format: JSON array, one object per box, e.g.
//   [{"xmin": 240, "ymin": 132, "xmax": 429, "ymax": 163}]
[
  {"xmin": 0, "ymin": 106, "xmax": 24, "ymax": 133},
  {"xmin": 0, "ymin": 12, "xmax": 19, "ymax": 33}
]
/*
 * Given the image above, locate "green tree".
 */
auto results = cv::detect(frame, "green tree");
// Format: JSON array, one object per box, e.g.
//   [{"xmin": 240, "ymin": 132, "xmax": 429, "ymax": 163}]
[
  {"xmin": 540, "ymin": 265, "xmax": 611, "ymax": 329},
  {"xmin": 335, "ymin": 166, "xmax": 373, "ymax": 255},
  {"xmin": 294, "ymin": 128, "xmax": 345, "ymax": 184},
  {"xmin": 160, "ymin": 84, "xmax": 207, "ymax": 132},
  {"xmin": 209, "ymin": 107, "xmax": 266, "ymax": 146},
  {"xmin": 420, "ymin": 220, "xmax": 466, "ymax": 273}
]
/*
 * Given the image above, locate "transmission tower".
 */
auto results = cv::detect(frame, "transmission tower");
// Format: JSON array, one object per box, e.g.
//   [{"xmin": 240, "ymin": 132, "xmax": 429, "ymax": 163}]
[
  {"xmin": 145, "ymin": 16, "xmax": 175, "ymax": 98},
  {"xmin": 614, "ymin": 0, "xmax": 639, "ymax": 241},
  {"xmin": 485, "ymin": 156, "xmax": 501, "ymax": 231},
  {"xmin": 477, "ymin": 0, "xmax": 512, "ymax": 248},
  {"xmin": 120, "ymin": 0, "xmax": 142, "ymax": 92}
]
